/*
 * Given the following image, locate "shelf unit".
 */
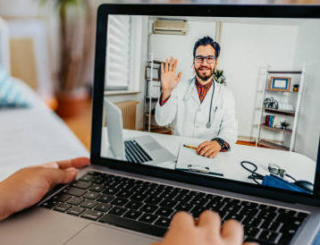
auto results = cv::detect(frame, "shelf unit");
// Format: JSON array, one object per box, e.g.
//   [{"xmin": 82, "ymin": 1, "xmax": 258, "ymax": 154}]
[
  {"xmin": 255, "ymin": 66, "xmax": 306, "ymax": 151},
  {"xmin": 143, "ymin": 56, "xmax": 172, "ymax": 134}
]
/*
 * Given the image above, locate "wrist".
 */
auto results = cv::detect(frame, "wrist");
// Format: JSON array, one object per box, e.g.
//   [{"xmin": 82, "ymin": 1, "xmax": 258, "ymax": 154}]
[{"xmin": 162, "ymin": 89, "xmax": 172, "ymax": 101}]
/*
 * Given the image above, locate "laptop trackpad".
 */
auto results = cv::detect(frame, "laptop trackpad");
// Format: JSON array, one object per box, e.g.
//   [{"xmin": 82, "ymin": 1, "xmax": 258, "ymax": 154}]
[{"xmin": 65, "ymin": 223, "xmax": 159, "ymax": 245}]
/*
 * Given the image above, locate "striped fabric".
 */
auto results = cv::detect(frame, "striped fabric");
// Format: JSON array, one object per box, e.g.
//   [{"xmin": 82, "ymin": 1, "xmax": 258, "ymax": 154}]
[{"xmin": 0, "ymin": 65, "xmax": 29, "ymax": 108}]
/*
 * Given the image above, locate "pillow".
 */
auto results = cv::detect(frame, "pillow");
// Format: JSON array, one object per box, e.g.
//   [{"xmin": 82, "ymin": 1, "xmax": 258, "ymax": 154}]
[{"xmin": 0, "ymin": 65, "xmax": 29, "ymax": 108}]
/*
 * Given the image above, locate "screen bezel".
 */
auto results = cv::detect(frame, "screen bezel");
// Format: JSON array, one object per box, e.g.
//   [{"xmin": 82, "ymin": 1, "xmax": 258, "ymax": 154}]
[{"xmin": 91, "ymin": 3, "xmax": 320, "ymax": 206}]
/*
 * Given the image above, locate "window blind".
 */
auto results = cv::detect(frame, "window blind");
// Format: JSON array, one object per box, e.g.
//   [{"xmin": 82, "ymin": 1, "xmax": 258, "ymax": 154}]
[{"xmin": 105, "ymin": 15, "xmax": 131, "ymax": 91}]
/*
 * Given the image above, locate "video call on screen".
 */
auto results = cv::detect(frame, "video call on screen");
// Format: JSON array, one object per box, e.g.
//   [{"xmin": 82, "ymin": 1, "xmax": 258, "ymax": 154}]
[{"xmin": 101, "ymin": 15, "xmax": 320, "ymax": 194}]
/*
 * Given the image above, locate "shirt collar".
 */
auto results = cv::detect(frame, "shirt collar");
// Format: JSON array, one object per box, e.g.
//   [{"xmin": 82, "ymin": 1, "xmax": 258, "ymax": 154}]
[{"xmin": 195, "ymin": 78, "xmax": 214, "ymax": 89}]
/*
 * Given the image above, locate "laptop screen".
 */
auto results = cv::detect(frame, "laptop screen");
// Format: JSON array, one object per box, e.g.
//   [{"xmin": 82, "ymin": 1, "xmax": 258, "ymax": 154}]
[{"xmin": 100, "ymin": 13, "xmax": 320, "ymax": 195}]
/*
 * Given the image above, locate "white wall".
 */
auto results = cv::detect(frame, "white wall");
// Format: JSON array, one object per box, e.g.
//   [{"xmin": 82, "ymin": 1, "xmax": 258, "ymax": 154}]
[
  {"xmin": 293, "ymin": 20, "xmax": 320, "ymax": 161},
  {"xmin": 220, "ymin": 22, "xmax": 299, "ymax": 141},
  {"xmin": 149, "ymin": 18, "xmax": 217, "ymax": 83}
]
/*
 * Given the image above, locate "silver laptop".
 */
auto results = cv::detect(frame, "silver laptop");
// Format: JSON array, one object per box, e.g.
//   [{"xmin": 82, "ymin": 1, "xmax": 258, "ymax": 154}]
[
  {"xmin": 104, "ymin": 98, "xmax": 176, "ymax": 164},
  {"xmin": 1, "ymin": 4, "xmax": 320, "ymax": 245}
]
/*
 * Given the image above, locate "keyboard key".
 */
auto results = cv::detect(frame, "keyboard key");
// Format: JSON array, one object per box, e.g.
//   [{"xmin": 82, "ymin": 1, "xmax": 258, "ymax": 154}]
[
  {"xmin": 125, "ymin": 200, "xmax": 143, "ymax": 210},
  {"xmin": 124, "ymin": 210, "xmax": 143, "ymax": 220},
  {"xmin": 83, "ymin": 191, "xmax": 100, "ymax": 200},
  {"xmin": 139, "ymin": 214, "xmax": 158, "ymax": 224},
  {"xmin": 80, "ymin": 200, "xmax": 98, "ymax": 209},
  {"xmin": 155, "ymin": 217, "xmax": 171, "ymax": 228},
  {"xmin": 81, "ymin": 210, "xmax": 104, "ymax": 220},
  {"xmin": 54, "ymin": 203, "xmax": 71, "ymax": 212},
  {"xmin": 79, "ymin": 174, "xmax": 93, "ymax": 182},
  {"xmin": 72, "ymin": 180, "xmax": 92, "ymax": 189},
  {"xmin": 89, "ymin": 184, "xmax": 104, "ymax": 192},
  {"xmin": 244, "ymin": 226, "xmax": 260, "ymax": 238},
  {"xmin": 140, "ymin": 204, "xmax": 158, "ymax": 214},
  {"xmin": 97, "ymin": 194, "xmax": 114, "ymax": 203},
  {"xmin": 94, "ymin": 203, "xmax": 112, "ymax": 212},
  {"xmin": 155, "ymin": 207, "xmax": 174, "ymax": 218},
  {"xmin": 103, "ymin": 187, "xmax": 120, "ymax": 195},
  {"xmin": 41, "ymin": 199, "xmax": 59, "ymax": 209},
  {"xmin": 67, "ymin": 197, "xmax": 84, "ymax": 206},
  {"xmin": 176, "ymin": 203, "xmax": 194, "ymax": 212},
  {"xmin": 190, "ymin": 206, "xmax": 206, "ymax": 218},
  {"xmin": 109, "ymin": 207, "xmax": 127, "ymax": 216},
  {"xmin": 159, "ymin": 200, "xmax": 178, "ymax": 209},
  {"xmin": 64, "ymin": 187, "xmax": 86, "ymax": 197},
  {"xmin": 53, "ymin": 193, "xmax": 72, "ymax": 202},
  {"xmin": 111, "ymin": 198, "xmax": 129, "ymax": 207},
  {"xmin": 131, "ymin": 193, "xmax": 148, "ymax": 202},
  {"xmin": 145, "ymin": 196, "xmax": 163, "ymax": 205},
  {"xmin": 67, "ymin": 207, "xmax": 86, "ymax": 216}
]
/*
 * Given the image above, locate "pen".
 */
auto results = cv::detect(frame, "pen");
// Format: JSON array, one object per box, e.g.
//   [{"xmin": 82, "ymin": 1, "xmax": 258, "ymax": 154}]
[{"xmin": 183, "ymin": 144, "xmax": 198, "ymax": 150}]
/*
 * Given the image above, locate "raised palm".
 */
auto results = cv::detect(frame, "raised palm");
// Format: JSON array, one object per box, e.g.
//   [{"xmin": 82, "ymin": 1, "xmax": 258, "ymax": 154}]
[{"xmin": 161, "ymin": 57, "xmax": 182, "ymax": 92}]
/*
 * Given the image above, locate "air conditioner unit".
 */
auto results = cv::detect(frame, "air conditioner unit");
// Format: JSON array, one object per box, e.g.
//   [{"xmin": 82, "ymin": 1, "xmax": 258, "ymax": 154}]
[{"xmin": 153, "ymin": 19, "xmax": 187, "ymax": 35}]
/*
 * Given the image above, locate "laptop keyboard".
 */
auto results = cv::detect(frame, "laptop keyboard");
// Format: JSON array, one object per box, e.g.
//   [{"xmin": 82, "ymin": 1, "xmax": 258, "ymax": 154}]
[
  {"xmin": 41, "ymin": 171, "xmax": 309, "ymax": 245},
  {"xmin": 125, "ymin": 140, "xmax": 153, "ymax": 163}
]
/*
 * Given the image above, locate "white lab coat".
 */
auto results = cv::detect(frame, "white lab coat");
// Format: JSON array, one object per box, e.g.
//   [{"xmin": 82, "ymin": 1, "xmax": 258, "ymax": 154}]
[{"xmin": 155, "ymin": 77, "xmax": 238, "ymax": 145}]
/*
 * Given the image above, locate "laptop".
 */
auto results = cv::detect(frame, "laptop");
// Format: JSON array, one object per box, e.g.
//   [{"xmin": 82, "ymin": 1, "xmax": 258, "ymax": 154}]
[
  {"xmin": 1, "ymin": 4, "xmax": 320, "ymax": 245},
  {"xmin": 104, "ymin": 98, "xmax": 176, "ymax": 164}
]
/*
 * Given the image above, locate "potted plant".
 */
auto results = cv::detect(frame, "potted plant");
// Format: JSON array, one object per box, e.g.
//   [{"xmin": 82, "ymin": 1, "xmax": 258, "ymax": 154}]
[
  {"xmin": 213, "ymin": 69, "xmax": 226, "ymax": 85},
  {"xmin": 40, "ymin": 0, "xmax": 95, "ymax": 117}
]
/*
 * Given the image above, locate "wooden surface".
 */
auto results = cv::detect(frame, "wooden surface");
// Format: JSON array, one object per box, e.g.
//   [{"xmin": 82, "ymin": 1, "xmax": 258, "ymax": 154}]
[{"xmin": 61, "ymin": 99, "xmax": 92, "ymax": 150}]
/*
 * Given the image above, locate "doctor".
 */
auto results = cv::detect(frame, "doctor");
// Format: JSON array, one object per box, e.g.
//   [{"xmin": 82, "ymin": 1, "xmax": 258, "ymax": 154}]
[{"xmin": 155, "ymin": 36, "xmax": 238, "ymax": 159}]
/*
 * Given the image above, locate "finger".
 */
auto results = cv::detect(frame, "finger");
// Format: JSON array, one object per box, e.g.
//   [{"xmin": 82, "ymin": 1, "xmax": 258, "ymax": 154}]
[
  {"xmin": 221, "ymin": 219, "xmax": 244, "ymax": 244},
  {"xmin": 197, "ymin": 211, "xmax": 221, "ymax": 235},
  {"xmin": 56, "ymin": 157, "xmax": 90, "ymax": 169},
  {"xmin": 165, "ymin": 58, "xmax": 169, "ymax": 72},
  {"xmin": 173, "ymin": 59, "xmax": 178, "ymax": 73},
  {"xmin": 199, "ymin": 146, "xmax": 212, "ymax": 156},
  {"xmin": 43, "ymin": 168, "xmax": 78, "ymax": 187},
  {"xmin": 152, "ymin": 242, "xmax": 161, "ymax": 245},
  {"xmin": 161, "ymin": 63, "xmax": 164, "ymax": 75},
  {"xmin": 176, "ymin": 71, "xmax": 182, "ymax": 83},
  {"xmin": 170, "ymin": 211, "xmax": 195, "ymax": 230},
  {"xmin": 209, "ymin": 152, "xmax": 218, "ymax": 159},
  {"xmin": 169, "ymin": 57, "xmax": 174, "ymax": 71},
  {"xmin": 196, "ymin": 141, "xmax": 210, "ymax": 154},
  {"xmin": 204, "ymin": 148, "xmax": 215, "ymax": 157}
]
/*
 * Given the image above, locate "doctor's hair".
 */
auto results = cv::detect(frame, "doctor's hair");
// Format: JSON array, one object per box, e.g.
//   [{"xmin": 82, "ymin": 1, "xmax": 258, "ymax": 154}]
[{"xmin": 193, "ymin": 36, "xmax": 220, "ymax": 58}]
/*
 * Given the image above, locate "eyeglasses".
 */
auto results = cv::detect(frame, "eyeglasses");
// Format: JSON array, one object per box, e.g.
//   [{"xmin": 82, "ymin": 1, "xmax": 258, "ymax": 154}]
[{"xmin": 195, "ymin": 55, "xmax": 217, "ymax": 64}]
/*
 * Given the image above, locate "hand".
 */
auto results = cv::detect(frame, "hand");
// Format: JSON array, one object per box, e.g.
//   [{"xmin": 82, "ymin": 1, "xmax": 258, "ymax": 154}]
[
  {"xmin": 197, "ymin": 141, "xmax": 221, "ymax": 158},
  {"xmin": 161, "ymin": 57, "xmax": 182, "ymax": 100},
  {"xmin": 153, "ymin": 211, "xmax": 257, "ymax": 245},
  {"xmin": 0, "ymin": 157, "xmax": 90, "ymax": 221}
]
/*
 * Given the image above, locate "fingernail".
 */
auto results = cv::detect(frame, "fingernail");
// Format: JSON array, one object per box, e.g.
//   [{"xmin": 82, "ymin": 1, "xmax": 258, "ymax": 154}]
[
  {"xmin": 42, "ymin": 162, "xmax": 59, "ymax": 169},
  {"xmin": 66, "ymin": 167, "xmax": 78, "ymax": 174}
]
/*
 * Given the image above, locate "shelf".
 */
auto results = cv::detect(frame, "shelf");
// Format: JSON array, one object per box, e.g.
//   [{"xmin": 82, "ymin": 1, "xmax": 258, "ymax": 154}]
[
  {"xmin": 261, "ymin": 124, "xmax": 292, "ymax": 133},
  {"xmin": 266, "ymin": 89, "xmax": 297, "ymax": 93},
  {"xmin": 258, "ymin": 139, "xmax": 289, "ymax": 151},
  {"xmin": 264, "ymin": 108, "xmax": 295, "ymax": 117},
  {"xmin": 146, "ymin": 97, "xmax": 159, "ymax": 101},
  {"xmin": 267, "ymin": 71, "xmax": 302, "ymax": 74}
]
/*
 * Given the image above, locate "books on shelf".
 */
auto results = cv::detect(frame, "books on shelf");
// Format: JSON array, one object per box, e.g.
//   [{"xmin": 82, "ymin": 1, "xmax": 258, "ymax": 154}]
[{"xmin": 265, "ymin": 115, "xmax": 275, "ymax": 127}]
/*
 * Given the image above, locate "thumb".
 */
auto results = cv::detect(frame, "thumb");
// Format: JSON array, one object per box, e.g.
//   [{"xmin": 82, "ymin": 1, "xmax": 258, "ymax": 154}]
[
  {"xmin": 44, "ymin": 167, "xmax": 78, "ymax": 187},
  {"xmin": 176, "ymin": 71, "xmax": 182, "ymax": 83}
]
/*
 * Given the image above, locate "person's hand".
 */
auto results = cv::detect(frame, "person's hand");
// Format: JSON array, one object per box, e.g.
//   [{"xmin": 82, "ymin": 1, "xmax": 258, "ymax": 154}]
[
  {"xmin": 0, "ymin": 157, "xmax": 90, "ymax": 221},
  {"xmin": 153, "ymin": 211, "xmax": 257, "ymax": 245},
  {"xmin": 161, "ymin": 57, "xmax": 182, "ymax": 100},
  {"xmin": 197, "ymin": 141, "xmax": 221, "ymax": 158}
]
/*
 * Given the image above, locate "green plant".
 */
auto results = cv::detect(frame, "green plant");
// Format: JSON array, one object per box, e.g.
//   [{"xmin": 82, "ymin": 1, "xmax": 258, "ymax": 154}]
[{"xmin": 213, "ymin": 69, "xmax": 226, "ymax": 85}]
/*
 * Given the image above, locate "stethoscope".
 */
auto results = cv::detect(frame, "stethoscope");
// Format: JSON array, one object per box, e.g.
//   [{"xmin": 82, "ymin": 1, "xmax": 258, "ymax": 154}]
[{"xmin": 183, "ymin": 77, "xmax": 220, "ymax": 128}]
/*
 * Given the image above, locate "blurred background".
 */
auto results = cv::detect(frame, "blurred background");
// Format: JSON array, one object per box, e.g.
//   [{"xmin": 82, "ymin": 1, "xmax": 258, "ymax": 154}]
[{"xmin": 0, "ymin": 0, "xmax": 319, "ymax": 150}]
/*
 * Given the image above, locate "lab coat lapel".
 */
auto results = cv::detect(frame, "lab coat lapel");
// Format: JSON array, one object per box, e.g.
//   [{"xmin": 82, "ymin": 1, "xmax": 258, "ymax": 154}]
[
  {"xmin": 190, "ymin": 82, "xmax": 201, "ymax": 105},
  {"xmin": 200, "ymin": 81, "xmax": 215, "ymax": 110}
]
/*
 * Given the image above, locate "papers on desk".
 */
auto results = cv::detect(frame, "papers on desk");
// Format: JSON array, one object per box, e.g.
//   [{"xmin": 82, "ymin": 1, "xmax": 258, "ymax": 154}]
[{"xmin": 176, "ymin": 143, "xmax": 224, "ymax": 177}]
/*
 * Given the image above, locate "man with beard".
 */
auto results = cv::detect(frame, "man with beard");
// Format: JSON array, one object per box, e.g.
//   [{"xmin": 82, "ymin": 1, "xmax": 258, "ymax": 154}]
[{"xmin": 155, "ymin": 36, "xmax": 238, "ymax": 159}]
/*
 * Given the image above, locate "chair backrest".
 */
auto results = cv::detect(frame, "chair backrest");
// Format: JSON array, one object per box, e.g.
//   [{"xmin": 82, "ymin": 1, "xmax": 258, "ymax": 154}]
[{"xmin": 0, "ymin": 16, "xmax": 10, "ymax": 74}]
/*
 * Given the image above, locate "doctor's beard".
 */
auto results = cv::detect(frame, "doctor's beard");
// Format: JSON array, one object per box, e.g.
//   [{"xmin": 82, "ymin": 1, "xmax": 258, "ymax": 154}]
[{"xmin": 195, "ymin": 65, "xmax": 215, "ymax": 82}]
